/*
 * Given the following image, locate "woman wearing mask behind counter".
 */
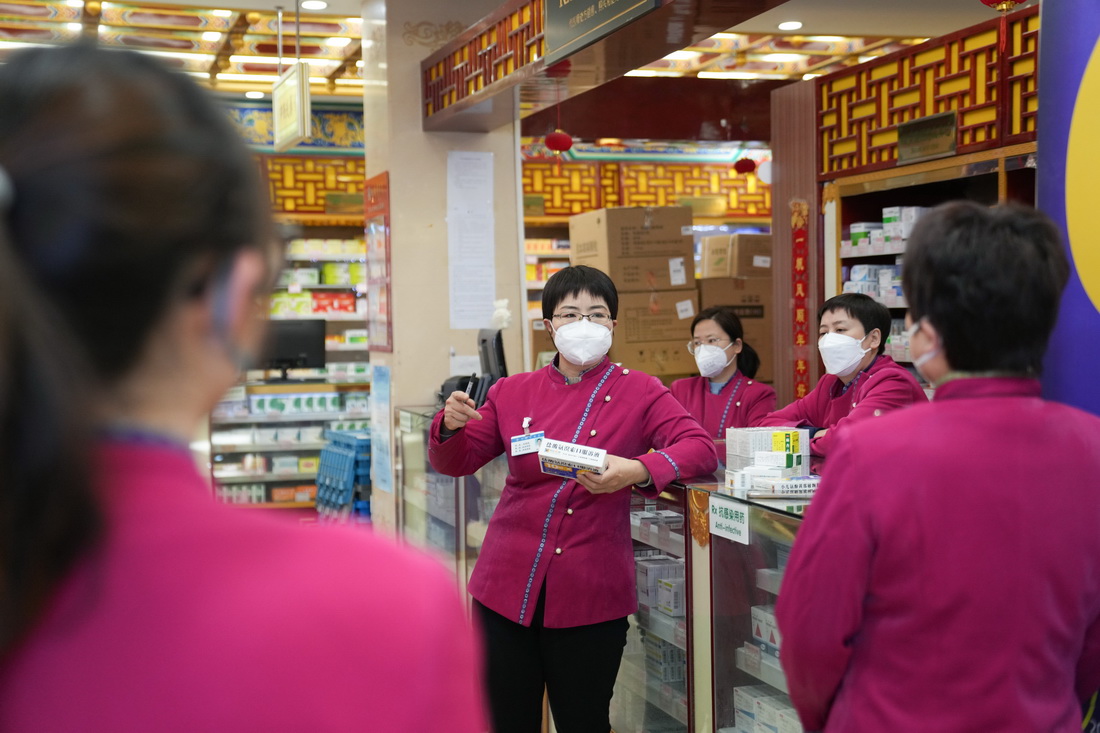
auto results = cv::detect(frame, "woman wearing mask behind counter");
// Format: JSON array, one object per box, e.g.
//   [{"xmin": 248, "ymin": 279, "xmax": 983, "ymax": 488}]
[
  {"xmin": 430, "ymin": 265, "xmax": 717, "ymax": 733},
  {"xmin": 670, "ymin": 305, "xmax": 777, "ymax": 437}
]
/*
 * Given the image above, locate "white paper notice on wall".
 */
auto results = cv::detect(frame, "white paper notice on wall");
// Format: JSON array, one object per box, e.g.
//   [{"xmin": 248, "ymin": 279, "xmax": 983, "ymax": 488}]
[
  {"xmin": 675, "ymin": 299, "xmax": 695, "ymax": 320},
  {"xmin": 753, "ymin": 255, "xmax": 772, "ymax": 269},
  {"xmin": 710, "ymin": 494, "xmax": 749, "ymax": 545},
  {"xmin": 668, "ymin": 257, "xmax": 687, "ymax": 286},
  {"xmin": 447, "ymin": 151, "xmax": 495, "ymax": 330}
]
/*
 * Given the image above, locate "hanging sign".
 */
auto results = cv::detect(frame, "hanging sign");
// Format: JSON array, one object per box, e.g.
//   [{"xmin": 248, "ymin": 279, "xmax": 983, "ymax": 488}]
[
  {"xmin": 273, "ymin": 61, "xmax": 311, "ymax": 152},
  {"xmin": 544, "ymin": 0, "xmax": 659, "ymax": 66},
  {"xmin": 790, "ymin": 199, "xmax": 812, "ymax": 399}
]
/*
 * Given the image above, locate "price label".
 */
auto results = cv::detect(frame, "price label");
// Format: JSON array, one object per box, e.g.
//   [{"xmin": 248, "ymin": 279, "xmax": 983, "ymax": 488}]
[{"xmin": 668, "ymin": 257, "xmax": 687, "ymax": 286}]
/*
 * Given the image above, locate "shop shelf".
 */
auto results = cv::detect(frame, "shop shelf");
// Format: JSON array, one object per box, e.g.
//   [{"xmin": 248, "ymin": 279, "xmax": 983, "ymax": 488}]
[
  {"xmin": 269, "ymin": 313, "xmax": 364, "ymax": 322},
  {"xmin": 211, "ymin": 412, "xmax": 361, "ymax": 425},
  {"xmin": 734, "ymin": 644, "xmax": 788, "ymax": 694},
  {"xmin": 326, "ymin": 343, "xmax": 370, "ymax": 351},
  {"xmin": 635, "ymin": 605, "xmax": 688, "ymax": 650},
  {"xmin": 756, "ymin": 568, "xmax": 785, "ymax": 596},
  {"xmin": 212, "ymin": 441, "xmax": 329, "ymax": 454},
  {"xmin": 213, "ymin": 471, "xmax": 318, "ymax": 483},
  {"xmin": 226, "ymin": 501, "xmax": 316, "ymax": 509},
  {"xmin": 285, "ymin": 255, "xmax": 366, "ymax": 263},
  {"xmin": 273, "ymin": 283, "xmax": 366, "ymax": 291},
  {"xmin": 631, "ymin": 522, "xmax": 686, "ymax": 558}
]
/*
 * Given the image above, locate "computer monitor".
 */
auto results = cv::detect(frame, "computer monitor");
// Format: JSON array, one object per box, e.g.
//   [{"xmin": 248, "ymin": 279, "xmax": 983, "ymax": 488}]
[
  {"xmin": 478, "ymin": 329, "xmax": 507, "ymax": 379},
  {"xmin": 263, "ymin": 319, "xmax": 326, "ymax": 379}
]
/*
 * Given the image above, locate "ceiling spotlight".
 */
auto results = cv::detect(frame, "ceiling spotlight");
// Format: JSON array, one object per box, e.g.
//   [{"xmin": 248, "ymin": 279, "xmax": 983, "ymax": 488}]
[
  {"xmin": 202, "ymin": 31, "xmax": 222, "ymax": 42},
  {"xmin": 64, "ymin": 0, "xmax": 83, "ymax": 6},
  {"xmin": 778, "ymin": 21, "xmax": 803, "ymax": 31},
  {"xmin": 326, "ymin": 36, "xmax": 353, "ymax": 47},
  {"xmin": 301, "ymin": 0, "xmax": 328, "ymax": 9},
  {"xmin": 66, "ymin": 22, "xmax": 82, "ymax": 32},
  {"xmin": 245, "ymin": 91, "xmax": 265, "ymax": 99},
  {"xmin": 211, "ymin": 9, "xmax": 232, "ymax": 17}
]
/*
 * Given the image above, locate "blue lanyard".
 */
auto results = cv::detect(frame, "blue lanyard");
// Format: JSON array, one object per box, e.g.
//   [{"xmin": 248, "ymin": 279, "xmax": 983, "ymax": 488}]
[{"xmin": 715, "ymin": 376, "xmax": 744, "ymax": 437}]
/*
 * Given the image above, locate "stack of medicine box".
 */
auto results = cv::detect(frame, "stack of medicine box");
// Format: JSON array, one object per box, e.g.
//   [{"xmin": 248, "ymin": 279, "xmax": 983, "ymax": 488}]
[
  {"xmin": 643, "ymin": 633, "xmax": 685, "ymax": 683},
  {"xmin": 636, "ymin": 554, "xmax": 684, "ymax": 609},
  {"xmin": 882, "ymin": 205, "xmax": 926, "ymax": 246},
  {"xmin": 730, "ymin": 686, "xmax": 802, "ymax": 733},
  {"xmin": 722, "ymin": 428, "xmax": 818, "ymax": 498}
]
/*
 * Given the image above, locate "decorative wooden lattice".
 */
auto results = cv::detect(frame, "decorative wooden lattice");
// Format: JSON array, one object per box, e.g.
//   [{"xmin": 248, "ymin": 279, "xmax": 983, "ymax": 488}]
[
  {"xmin": 522, "ymin": 161, "xmax": 770, "ymax": 219},
  {"xmin": 617, "ymin": 163, "xmax": 771, "ymax": 218},
  {"xmin": 522, "ymin": 162, "xmax": 603, "ymax": 216},
  {"xmin": 421, "ymin": 0, "xmax": 544, "ymax": 119},
  {"xmin": 261, "ymin": 155, "xmax": 366, "ymax": 214},
  {"xmin": 817, "ymin": 5, "xmax": 1038, "ymax": 178}
]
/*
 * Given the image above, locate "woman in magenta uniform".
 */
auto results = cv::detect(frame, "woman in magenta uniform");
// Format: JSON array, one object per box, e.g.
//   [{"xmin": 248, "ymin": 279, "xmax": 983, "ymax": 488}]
[
  {"xmin": 430, "ymin": 265, "xmax": 717, "ymax": 733},
  {"xmin": 758, "ymin": 293, "xmax": 926, "ymax": 458},
  {"xmin": 670, "ymin": 305, "xmax": 777, "ymax": 436},
  {"xmin": 776, "ymin": 202, "xmax": 1100, "ymax": 732},
  {"xmin": 0, "ymin": 46, "xmax": 484, "ymax": 732}
]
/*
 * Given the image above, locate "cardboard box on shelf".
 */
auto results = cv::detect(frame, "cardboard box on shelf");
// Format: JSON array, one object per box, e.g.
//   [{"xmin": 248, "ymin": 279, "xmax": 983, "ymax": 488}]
[
  {"xmin": 699, "ymin": 234, "xmax": 773, "ymax": 279},
  {"xmin": 608, "ymin": 340, "xmax": 695, "ymax": 376},
  {"xmin": 615, "ymin": 290, "xmax": 698, "ymax": 343},
  {"xmin": 697, "ymin": 277, "xmax": 774, "ymax": 383},
  {"xmin": 569, "ymin": 206, "xmax": 695, "ymax": 292}
]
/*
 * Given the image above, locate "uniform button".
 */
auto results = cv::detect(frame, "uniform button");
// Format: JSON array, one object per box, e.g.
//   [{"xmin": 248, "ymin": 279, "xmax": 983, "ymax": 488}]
[
  {"xmin": 622, "ymin": 368, "xmax": 630, "ymax": 374},
  {"xmin": 590, "ymin": 429, "xmax": 597, "ymax": 437},
  {"xmin": 555, "ymin": 547, "xmax": 562, "ymax": 554},
  {"xmin": 736, "ymin": 401, "xmax": 741, "ymax": 407},
  {"xmin": 873, "ymin": 409, "xmax": 882, "ymax": 417},
  {"xmin": 748, "ymin": 380, "xmax": 753, "ymax": 385},
  {"xmin": 566, "ymin": 508, "xmax": 574, "ymax": 515},
  {"xmin": 604, "ymin": 395, "xmax": 611, "ymax": 402},
  {"xmin": 852, "ymin": 402, "xmax": 857, "ymax": 408}
]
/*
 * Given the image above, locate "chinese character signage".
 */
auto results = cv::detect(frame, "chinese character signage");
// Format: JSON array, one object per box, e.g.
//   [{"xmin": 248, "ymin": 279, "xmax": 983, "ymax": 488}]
[
  {"xmin": 709, "ymin": 494, "xmax": 749, "ymax": 545},
  {"xmin": 365, "ymin": 172, "xmax": 392, "ymax": 353},
  {"xmin": 790, "ymin": 199, "xmax": 812, "ymax": 399},
  {"xmin": 544, "ymin": 0, "xmax": 659, "ymax": 66}
]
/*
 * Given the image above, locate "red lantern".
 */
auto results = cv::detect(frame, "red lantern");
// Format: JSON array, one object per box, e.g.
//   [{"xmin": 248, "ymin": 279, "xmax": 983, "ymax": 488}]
[
  {"xmin": 733, "ymin": 158, "xmax": 756, "ymax": 175},
  {"xmin": 545, "ymin": 129, "xmax": 573, "ymax": 154}
]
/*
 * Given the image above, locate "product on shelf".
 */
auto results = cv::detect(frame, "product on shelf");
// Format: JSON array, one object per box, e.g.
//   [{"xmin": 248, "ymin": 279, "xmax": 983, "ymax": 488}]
[
  {"xmin": 636, "ymin": 555, "xmax": 685, "ymax": 606},
  {"xmin": 750, "ymin": 604, "xmax": 782, "ymax": 659},
  {"xmin": 655, "ymin": 577, "xmax": 685, "ymax": 617},
  {"xmin": 723, "ymin": 428, "xmax": 817, "ymax": 499},
  {"xmin": 733, "ymin": 685, "xmax": 782, "ymax": 733}
]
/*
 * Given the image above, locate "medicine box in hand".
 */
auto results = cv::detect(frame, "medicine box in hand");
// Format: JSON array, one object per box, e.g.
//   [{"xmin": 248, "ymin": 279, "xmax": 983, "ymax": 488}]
[{"xmin": 538, "ymin": 438, "xmax": 608, "ymax": 478}]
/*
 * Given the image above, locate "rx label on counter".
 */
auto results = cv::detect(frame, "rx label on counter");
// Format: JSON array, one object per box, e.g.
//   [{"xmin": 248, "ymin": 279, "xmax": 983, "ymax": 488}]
[{"xmin": 710, "ymin": 494, "xmax": 749, "ymax": 545}]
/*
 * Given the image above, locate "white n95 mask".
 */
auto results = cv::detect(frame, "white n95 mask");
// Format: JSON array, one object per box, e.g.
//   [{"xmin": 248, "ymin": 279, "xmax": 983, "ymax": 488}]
[
  {"xmin": 694, "ymin": 343, "xmax": 736, "ymax": 379},
  {"xmin": 553, "ymin": 319, "xmax": 612, "ymax": 367},
  {"xmin": 818, "ymin": 332, "xmax": 871, "ymax": 377}
]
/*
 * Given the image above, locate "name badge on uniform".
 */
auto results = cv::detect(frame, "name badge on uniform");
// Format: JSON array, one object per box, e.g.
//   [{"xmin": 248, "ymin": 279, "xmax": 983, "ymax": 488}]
[{"xmin": 511, "ymin": 431, "xmax": 544, "ymax": 456}]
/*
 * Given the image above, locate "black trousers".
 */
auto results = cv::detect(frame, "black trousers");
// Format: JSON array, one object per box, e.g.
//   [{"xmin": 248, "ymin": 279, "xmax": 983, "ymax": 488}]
[{"xmin": 473, "ymin": 588, "xmax": 629, "ymax": 733}]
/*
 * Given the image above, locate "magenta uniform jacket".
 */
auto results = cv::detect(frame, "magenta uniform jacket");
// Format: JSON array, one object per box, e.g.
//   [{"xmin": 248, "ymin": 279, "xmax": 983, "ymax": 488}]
[
  {"xmin": 758, "ymin": 355, "xmax": 926, "ymax": 456},
  {"xmin": 0, "ymin": 441, "xmax": 486, "ymax": 732},
  {"xmin": 429, "ymin": 357, "xmax": 717, "ymax": 628},
  {"xmin": 669, "ymin": 371, "xmax": 777, "ymax": 437},
  {"xmin": 776, "ymin": 378, "xmax": 1100, "ymax": 732}
]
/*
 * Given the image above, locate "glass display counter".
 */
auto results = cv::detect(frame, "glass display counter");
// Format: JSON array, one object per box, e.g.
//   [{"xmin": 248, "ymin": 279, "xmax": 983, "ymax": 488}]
[
  {"xmin": 707, "ymin": 493, "xmax": 806, "ymax": 733},
  {"xmin": 612, "ymin": 487, "xmax": 694, "ymax": 733},
  {"xmin": 395, "ymin": 405, "xmax": 461, "ymax": 576}
]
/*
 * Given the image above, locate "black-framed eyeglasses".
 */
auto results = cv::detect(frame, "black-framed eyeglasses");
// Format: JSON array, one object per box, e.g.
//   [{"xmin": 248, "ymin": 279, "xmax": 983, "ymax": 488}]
[{"xmin": 552, "ymin": 312, "xmax": 612, "ymax": 325}]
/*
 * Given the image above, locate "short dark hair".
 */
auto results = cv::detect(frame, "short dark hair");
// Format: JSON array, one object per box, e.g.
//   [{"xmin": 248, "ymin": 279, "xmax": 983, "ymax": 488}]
[
  {"xmin": 818, "ymin": 293, "xmax": 891, "ymax": 356},
  {"xmin": 902, "ymin": 201, "xmax": 1069, "ymax": 374},
  {"xmin": 691, "ymin": 305, "xmax": 762, "ymax": 379},
  {"xmin": 542, "ymin": 265, "xmax": 619, "ymax": 320}
]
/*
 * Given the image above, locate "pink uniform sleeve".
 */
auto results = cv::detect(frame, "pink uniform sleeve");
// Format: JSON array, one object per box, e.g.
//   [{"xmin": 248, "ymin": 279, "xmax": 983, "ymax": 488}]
[
  {"xmin": 743, "ymin": 383, "xmax": 778, "ymax": 428},
  {"xmin": 634, "ymin": 378, "xmax": 718, "ymax": 491},
  {"xmin": 757, "ymin": 395, "xmax": 814, "ymax": 428},
  {"xmin": 428, "ymin": 381, "xmax": 506, "ymax": 477},
  {"xmin": 808, "ymin": 373, "xmax": 926, "ymax": 457},
  {"xmin": 775, "ymin": 437, "xmax": 873, "ymax": 732}
]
